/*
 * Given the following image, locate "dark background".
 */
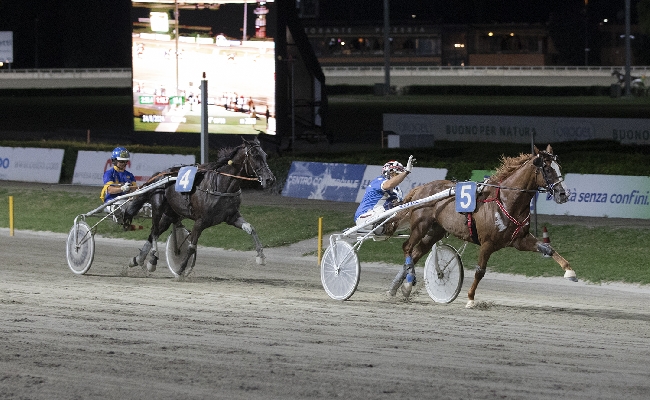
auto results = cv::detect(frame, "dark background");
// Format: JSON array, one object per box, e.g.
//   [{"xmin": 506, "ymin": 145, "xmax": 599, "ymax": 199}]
[{"xmin": 0, "ymin": 0, "xmax": 639, "ymax": 69}]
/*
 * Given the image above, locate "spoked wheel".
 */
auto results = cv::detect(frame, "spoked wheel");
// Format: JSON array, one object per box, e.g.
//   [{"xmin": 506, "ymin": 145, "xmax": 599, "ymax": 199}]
[
  {"xmin": 66, "ymin": 220, "xmax": 95, "ymax": 275},
  {"xmin": 320, "ymin": 240, "xmax": 360, "ymax": 300},
  {"xmin": 424, "ymin": 243, "xmax": 464, "ymax": 304},
  {"xmin": 166, "ymin": 225, "xmax": 196, "ymax": 277}
]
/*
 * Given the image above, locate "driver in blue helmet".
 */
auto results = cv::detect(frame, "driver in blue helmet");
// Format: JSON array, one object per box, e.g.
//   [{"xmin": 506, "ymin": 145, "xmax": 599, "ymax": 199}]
[
  {"xmin": 354, "ymin": 155, "xmax": 415, "ymax": 234},
  {"xmin": 100, "ymin": 147, "xmax": 137, "ymax": 203}
]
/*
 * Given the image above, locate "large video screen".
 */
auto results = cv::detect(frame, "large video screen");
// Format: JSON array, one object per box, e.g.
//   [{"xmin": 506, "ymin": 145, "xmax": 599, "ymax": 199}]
[{"xmin": 131, "ymin": 1, "xmax": 275, "ymax": 135}]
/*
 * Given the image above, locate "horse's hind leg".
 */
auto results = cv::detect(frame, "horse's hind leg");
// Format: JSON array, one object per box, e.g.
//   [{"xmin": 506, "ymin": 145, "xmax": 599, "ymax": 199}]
[
  {"xmin": 145, "ymin": 213, "xmax": 176, "ymax": 272},
  {"xmin": 129, "ymin": 239, "xmax": 152, "ymax": 268}
]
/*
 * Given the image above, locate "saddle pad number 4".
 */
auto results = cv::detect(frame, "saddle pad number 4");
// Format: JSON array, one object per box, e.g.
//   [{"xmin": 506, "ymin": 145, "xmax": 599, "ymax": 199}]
[
  {"xmin": 175, "ymin": 166, "xmax": 197, "ymax": 192},
  {"xmin": 455, "ymin": 181, "xmax": 477, "ymax": 212}
]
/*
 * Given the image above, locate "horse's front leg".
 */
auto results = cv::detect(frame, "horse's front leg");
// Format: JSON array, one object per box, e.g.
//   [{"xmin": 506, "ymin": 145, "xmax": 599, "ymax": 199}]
[
  {"xmin": 466, "ymin": 243, "xmax": 496, "ymax": 309},
  {"xmin": 513, "ymin": 233, "xmax": 577, "ymax": 282},
  {"xmin": 231, "ymin": 215, "xmax": 265, "ymax": 265}
]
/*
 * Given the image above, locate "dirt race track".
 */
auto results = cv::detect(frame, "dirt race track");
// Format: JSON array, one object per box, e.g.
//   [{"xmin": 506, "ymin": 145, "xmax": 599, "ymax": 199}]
[{"xmin": 2, "ymin": 187, "xmax": 650, "ymax": 399}]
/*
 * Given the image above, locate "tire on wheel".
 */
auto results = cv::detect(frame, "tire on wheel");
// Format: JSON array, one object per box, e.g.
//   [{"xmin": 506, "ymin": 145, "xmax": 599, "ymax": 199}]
[
  {"xmin": 166, "ymin": 225, "xmax": 196, "ymax": 277},
  {"xmin": 66, "ymin": 220, "xmax": 95, "ymax": 275},
  {"xmin": 424, "ymin": 243, "xmax": 464, "ymax": 304},
  {"xmin": 320, "ymin": 240, "xmax": 360, "ymax": 300}
]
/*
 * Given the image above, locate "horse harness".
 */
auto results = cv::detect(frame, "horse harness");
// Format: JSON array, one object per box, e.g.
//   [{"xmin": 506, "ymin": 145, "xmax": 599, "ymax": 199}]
[
  {"xmin": 464, "ymin": 151, "xmax": 561, "ymax": 245},
  {"xmin": 465, "ymin": 186, "xmax": 530, "ymax": 245},
  {"xmin": 142, "ymin": 143, "xmax": 264, "ymax": 197}
]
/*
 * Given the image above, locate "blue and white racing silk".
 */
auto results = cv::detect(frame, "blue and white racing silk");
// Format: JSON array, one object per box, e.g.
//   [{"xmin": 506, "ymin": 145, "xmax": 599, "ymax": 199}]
[{"xmin": 354, "ymin": 176, "xmax": 403, "ymax": 222}]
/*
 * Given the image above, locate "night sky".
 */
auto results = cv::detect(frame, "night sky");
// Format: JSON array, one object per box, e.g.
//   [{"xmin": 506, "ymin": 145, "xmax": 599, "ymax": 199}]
[{"xmin": 0, "ymin": 0, "xmax": 638, "ymax": 69}]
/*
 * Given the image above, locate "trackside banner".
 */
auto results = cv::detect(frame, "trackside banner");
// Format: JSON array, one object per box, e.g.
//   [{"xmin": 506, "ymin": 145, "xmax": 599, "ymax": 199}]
[
  {"xmin": 383, "ymin": 114, "xmax": 650, "ymax": 145},
  {"xmin": 282, "ymin": 161, "xmax": 366, "ymax": 202},
  {"xmin": 72, "ymin": 151, "xmax": 195, "ymax": 186},
  {"xmin": 281, "ymin": 161, "xmax": 448, "ymax": 203},
  {"xmin": 0, "ymin": 147, "xmax": 64, "ymax": 183},
  {"xmin": 536, "ymin": 174, "xmax": 650, "ymax": 219}
]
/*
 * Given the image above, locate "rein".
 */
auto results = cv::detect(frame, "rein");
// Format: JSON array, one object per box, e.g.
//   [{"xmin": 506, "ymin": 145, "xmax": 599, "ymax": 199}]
[
  {"xmin": 215, "ymin": 171, "xmax": 260, "ymax": 181},
  {"xmin": 195, "ymin": 188, "xmax": 242, "ymax": 197}
]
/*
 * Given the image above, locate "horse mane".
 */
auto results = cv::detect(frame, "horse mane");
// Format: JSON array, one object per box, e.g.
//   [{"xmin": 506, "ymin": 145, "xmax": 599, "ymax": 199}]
[
  {"xmin": 489, "ymin": 153, "xmax": 532, "ymax": 182},
  {"xmin": 201, "ymin": 145, "xmax": 242, "ymax": 170}
]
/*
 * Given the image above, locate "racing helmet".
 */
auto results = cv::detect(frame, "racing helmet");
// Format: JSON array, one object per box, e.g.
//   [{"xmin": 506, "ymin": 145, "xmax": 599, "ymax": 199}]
[
  {"xmin": 111, "ymin": 147, "xmax": 130, "ymax": 162},
  {"xmin": 382, "ymin": 160, "xmax": 404, "ymax": 178}
]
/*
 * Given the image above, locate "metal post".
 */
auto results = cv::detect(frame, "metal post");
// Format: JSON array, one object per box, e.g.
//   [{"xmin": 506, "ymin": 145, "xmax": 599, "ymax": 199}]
[
  {"xmin": 175, "ymin": 0, "xmax": 180, "ymax": 96},
  {"xmin": 584, "ymin": 0, "xmax": 589, "ymax": 66},
  {"xmin": 243, "ymin": 1, "xmax": 248, "ymax": 43},
  {"xmin": 383, "ymin": 0, "xmax": 390, "ymax": 96},
  {"xmin": 200, "ymin": 73, "xmax": 209, "ymax": 163},
  {"xmin": 531, "ymin": 133, "xmax": 537, "ymax": 237},
  {"xmin": 291, "ymin": 59, "xmax": 295, "ymax": 152},
  {"xmin": 624, "ymin": 0, "xmax": 632, "ymax": 96},
  {"xmin": 34, "ymin": 18, "xmax": 38, "ymax": 68}
]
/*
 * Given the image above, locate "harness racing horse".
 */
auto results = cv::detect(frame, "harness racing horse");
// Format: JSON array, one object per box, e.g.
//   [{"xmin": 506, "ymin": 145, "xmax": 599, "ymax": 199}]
[
  {"xmin": 383, "ymin": 144, "xmax": 576, "ymax": 308},
  {"xmin": 123, "ymin": 137, "xmax": 275, "ymax": 276}
]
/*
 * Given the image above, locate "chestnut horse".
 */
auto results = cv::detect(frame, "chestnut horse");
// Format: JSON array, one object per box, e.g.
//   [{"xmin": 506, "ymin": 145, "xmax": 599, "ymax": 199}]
[
  {"xmin": 383, "ymin": 144, "xmax": 576, "ymax": 308},
  {"xmin": 123, "ymin": 137, "xmax": 275, "ymax": 276}
]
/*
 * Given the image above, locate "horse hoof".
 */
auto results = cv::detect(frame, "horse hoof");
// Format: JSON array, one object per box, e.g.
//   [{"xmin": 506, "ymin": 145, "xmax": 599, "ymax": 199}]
[
  {"xmin": 129, "ymin": 257, "xmax": 138, "ymax": 268},
  {"xmin": 465, "ymin": 300, "xmax": 476, "ymax": 309},
  {"xmin": 400, "ymin": 282, "xmax": 413, "ymax": 298},
  {"xmin": 146, "ymin": 263, "xmax": 156, "ymax": 273},
  {"xmin": 386, "ymin": 290, "xmax": 397, "ymax": 297},
  {"xmin": 400, "ymin": 272, "xmax": 415, "ymax": 297},
  {"xmin": 256, "ymin": 256, "xmax": 265, "ymax": 265},
  {"xmin": 564, "ymin": 270, "xmax": 578, "ymax": 282}
]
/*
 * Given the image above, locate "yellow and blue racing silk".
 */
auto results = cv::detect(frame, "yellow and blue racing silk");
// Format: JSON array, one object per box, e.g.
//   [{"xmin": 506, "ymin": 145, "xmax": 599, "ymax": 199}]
[{"xmin": 101, "ymin": 166, "xmax": 136, "ymax": 203}]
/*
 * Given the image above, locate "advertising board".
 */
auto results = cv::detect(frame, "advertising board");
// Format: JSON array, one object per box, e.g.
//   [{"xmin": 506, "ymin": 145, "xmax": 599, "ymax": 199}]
[
  {"xmin": 384, "ymin": 114, "xmax": 650, "ymax": 146},
  {"xmin": 0, "ymin": 147, "xmax": 63, "ymax": 183},
  {"xmin": 0, "ymin": 31, "xmax": 13, "ymax": 63}
]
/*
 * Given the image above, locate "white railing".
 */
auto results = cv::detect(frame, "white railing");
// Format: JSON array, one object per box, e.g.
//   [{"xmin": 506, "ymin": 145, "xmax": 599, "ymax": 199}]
[{"xmin": 0, "ymin": 67, "xmax": 648, "ymax": 89}]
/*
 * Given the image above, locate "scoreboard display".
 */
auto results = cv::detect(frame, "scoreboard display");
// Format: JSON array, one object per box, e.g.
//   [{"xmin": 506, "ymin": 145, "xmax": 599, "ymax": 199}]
[{"xmin": 131, "ymin": 1, "xmax": 276, "ymax": 135}]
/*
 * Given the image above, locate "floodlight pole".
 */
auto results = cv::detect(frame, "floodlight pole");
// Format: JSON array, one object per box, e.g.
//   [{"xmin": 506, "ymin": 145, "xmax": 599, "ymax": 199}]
[
  {"xmin": 175, "ymin": 0, "xmax": 180, "ymax": 96},
  {"xmin": 624, "ymin": 0, "xmax": 632, "ymax": 96},
  {"xmin": 383, "ymin": 0, "xmax": 390, "ymax": 95},
  {"xmin": 200, "ymin": 72, "xmax": 209, "ymax": 163},
  {"xmin": 243, "ymin": 1, "xmax": 248, "ymax": 42}
]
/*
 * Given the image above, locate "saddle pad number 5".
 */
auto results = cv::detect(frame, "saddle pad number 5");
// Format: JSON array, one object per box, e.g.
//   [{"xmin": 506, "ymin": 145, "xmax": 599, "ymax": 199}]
[
  {"xmin": 455, "ymin": 182, "xmax": 477, "ymax": 212},
  {"xmin": 175, "ymin": 166, "xmax": 197, "ymax": 193}
]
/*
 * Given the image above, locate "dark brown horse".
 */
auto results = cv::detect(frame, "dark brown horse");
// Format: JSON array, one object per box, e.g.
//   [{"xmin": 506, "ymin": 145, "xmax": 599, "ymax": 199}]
[
  {"xmin": 383, "ymin": 144, "xmax": 576, "ymax": 308},
  {"xmin": 123, "ymin": 137, "xmax": 275, "ymax": 276}
]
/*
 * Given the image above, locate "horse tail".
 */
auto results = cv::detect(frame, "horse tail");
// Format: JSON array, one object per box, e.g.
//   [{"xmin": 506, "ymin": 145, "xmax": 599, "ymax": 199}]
[
  {"xmin": 121, "ymin": 192, "xmax": 150, "ymax": 229},
  {"xmin": 120, "ymin": 170, "xmax": 169, "ymax": 228}
]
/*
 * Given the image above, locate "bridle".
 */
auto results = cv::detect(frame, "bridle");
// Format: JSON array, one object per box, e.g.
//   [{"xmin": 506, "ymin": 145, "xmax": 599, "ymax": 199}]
[
  {"xmin": 217, "ymin": 142, "xmax": 269, "ymax": 184},
  {"xmin": 535, "ymin": 151, "xmax": 565, "ymax": 198}
]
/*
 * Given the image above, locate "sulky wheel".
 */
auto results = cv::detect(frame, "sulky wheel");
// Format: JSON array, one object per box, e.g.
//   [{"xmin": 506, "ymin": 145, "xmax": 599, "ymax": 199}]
[
  {"xmin": 424, "ymin": 243, "xmax": 464, "ymax": 304},
  {"xmin": 166, "ymin": 225, "xmax": 196, "ymax": 277},
  {"xmin": 66, "ymin": 220, "xmax": 95, "ymax": 275},
  {"xmin": 320, "ymin": 240, "xmax": 360, "ymax": 300}
]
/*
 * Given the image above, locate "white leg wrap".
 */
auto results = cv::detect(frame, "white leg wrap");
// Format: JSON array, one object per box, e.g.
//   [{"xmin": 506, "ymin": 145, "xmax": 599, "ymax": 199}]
[{"xmin": 466, "ymin": 300, "xmax": 476, "ymax": 309}]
